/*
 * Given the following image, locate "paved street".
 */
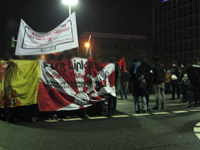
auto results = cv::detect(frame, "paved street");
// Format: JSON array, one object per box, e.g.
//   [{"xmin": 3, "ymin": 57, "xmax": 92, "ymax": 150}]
[{"xmin": 1, "ymin": 94, "xmax": 200, "ymax": 150}]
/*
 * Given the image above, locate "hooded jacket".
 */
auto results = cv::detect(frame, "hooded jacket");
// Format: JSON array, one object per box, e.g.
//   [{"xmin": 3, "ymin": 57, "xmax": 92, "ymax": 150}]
[
  {"xmin": 185, "ymin": 63, "xmax": 200, "ymax": 85},
  {"xmin": 152, "ymin": 61, "xmax": 166, "ymax": 84}
]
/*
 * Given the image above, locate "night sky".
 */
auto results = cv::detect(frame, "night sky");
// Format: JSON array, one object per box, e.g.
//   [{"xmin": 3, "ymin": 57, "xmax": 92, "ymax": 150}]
[{"xmin": 0, "ymin": 0, "xmax": 152, "ymax": 55}]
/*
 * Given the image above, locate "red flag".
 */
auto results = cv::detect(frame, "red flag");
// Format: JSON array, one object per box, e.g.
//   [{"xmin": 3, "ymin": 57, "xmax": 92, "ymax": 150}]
[{"xmin": 118, "ymin": 57, "xmax": 126, "ymax": 72}]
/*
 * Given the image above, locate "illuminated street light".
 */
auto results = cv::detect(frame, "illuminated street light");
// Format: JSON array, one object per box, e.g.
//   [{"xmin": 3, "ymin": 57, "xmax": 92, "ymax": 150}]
[
  {"xmin": 62, "ymin": 0, "xmax": 78, "ymax": 16},
  {"xmin": 85, "ymin": 43, "xmax": 90, "ymax": 48},
  {"xmin": 62, "ymin": 0, "xmax": 78, "ymax": 5}
]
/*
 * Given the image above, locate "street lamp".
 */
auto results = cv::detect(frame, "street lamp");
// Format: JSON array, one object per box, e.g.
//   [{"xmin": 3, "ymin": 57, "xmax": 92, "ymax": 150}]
[
  {"xmin": 62, "ymin": 0, "xmax": 78, "ymax": 16},
  {"xmin": 85, "ymin": 43, "xmax": 90, "ymax": 48}
]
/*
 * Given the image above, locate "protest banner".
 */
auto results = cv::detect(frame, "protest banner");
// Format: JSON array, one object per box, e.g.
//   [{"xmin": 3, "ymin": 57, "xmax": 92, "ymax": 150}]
[
  {"xmin": 38, "ymin": 58, "xmax": 107, "ymax": 111},
  {"xmin": 15, "ymin": 12, "xmax": 78, "ymax": 56},
  {"xmin": 0, "ymin": 60, "xmax": 40, "ymax": 108},
  {"xmin": 0, "ymin": 58, "xmax": 116, "ymax": 111}
]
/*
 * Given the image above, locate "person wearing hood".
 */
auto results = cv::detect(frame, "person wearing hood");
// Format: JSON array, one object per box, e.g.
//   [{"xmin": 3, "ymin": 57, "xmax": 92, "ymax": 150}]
[
  {"xmin": 170, "ymin": 61, "xmax": 181, "ymax": 100},
  {"xmin": 185, "ymin": 57, "xmax": 200, "ymax": 107},
  {"xmin": 130, "ymin": 58, "xmax": 148, "ymax": 113},
  {"xmin": 152, "ymin": 56, "xmax": 166, "ymax": 110}
]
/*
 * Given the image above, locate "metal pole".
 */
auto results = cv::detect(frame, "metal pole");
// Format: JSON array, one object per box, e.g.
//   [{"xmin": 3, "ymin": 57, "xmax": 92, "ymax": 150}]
[{"xmin": 69, "ymin": 4, "xmax": 71, "ymax": 16}]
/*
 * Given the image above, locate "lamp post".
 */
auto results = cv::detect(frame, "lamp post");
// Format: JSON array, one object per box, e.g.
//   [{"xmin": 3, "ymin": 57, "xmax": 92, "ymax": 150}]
[{"xmin": 62, "ymin": 0, "xmax": 78, "ymax": 16}]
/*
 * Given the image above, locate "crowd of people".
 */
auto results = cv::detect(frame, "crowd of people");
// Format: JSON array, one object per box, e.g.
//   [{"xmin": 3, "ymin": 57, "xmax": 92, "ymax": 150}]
[{"xmin": 0, "ymin": 52, "xmax": 200, "ymax": 123}]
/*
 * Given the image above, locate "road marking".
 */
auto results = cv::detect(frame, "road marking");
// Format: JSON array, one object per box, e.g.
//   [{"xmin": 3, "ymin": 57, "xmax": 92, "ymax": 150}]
[
  {"xmin": 112, "ymin": 115, "xmax": 129, "ymax": 118},
  {"xmin": 194, "ymin": 123, "xmax": 200, "ymax": 140},
  {"xmin": 89, "ymin": 116, "xmax": 107, "ymax": 120},
  {"xmin": 194, "ymin": 127, "xmax": 200, "ymax": 132},
  {"xmin": 167, "ymin": 104, "xmax": 185, "ymax": 106},
  {"xmin": 190, "ymin": 109, "xmax": 200, "ymax": 112},
  {"xmin": 45, "ymin": 120, "xmax": 59, "ymax": 122},
  {"xmin": 172, "ymin": 110, "xmax": 188, "ymax": 113},
  {"xmin": 62, "ymin": 118, "xmax": 83, "ymax": 121},
  {"xmin": 152, "ymin": 112, "xmax": 170, "ymax": 115},
  {"xmin": 117, "ymin": 103, "xmax": 128, "ymax": 105},
  {"xmin": 195, "ymin": 133, "xmax": 200, "ymax": 139},
  {"xmin": 132, "ymin": 113, "xmax": 150, "ymax": 116}
]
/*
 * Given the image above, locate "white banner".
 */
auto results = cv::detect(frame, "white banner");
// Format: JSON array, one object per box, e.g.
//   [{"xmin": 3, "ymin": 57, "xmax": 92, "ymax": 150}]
[{"xmin": 15, "ymin": 12, "xmax": 79, "ymax": 56}]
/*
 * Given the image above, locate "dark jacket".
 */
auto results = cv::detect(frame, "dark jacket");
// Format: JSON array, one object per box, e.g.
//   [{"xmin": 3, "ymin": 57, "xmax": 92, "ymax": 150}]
[
  {"xmin": 120, "ymin": 71, "xmax": 126, "ymax": 83},
  {"xmin": 185, "ymin": 63, "xmax": 200, "ymax": 85},
  {"xmin": 130, "ymin": 63, "xmax": 146, "ymax": 97},
  {"xmin": 179, "ymin": 67, "xmax": 186, "ymax": 83},
  {"xmin": 140, "ymin": 61, "xmax": 153, "ymax": 84},
  {"xmin": 115, "ymin": 63, "xmax": 121, "ymax": 83},
  {"xmin": 152, "ymin": 61, "xmax": 166, "ymax": 84},
  {"xmin": 171, "ymin": 66, "xmax": 181, "ymax": 81}
]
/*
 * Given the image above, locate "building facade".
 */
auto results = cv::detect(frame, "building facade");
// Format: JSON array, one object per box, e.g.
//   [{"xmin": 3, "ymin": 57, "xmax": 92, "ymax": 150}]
[
  {"xmin": 153, "ymin": 0, "xmax": 200, "ymax": 69},
  {"xmin": 79, "ymin": 32, "xmax": 154, "ymax": 70}
]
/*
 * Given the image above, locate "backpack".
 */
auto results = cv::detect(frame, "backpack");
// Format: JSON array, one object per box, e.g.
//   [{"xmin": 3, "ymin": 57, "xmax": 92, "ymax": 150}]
[
  {"xmin": 136, "ymin": 73, "xmax": 146, "ymax": 88},
  {"xmin": 182, "ymin": 73, "xmax": 190, "ymax": 85}
]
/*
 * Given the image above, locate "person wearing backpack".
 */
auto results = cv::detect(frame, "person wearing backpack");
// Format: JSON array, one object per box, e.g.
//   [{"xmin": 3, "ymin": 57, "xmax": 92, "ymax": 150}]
[
  {"xmin": 179, "ymin": 63, "xmax": 189, "ymax": 102},
  {"xmin": 152, "ymin": 56, "xmax": 166, "ymax": 110},
  {"xmin": 139, "ymin": 55, "xmax": 153, "ymax": 111},
  {"xmin": 130, "ymin": 60, "xmax": 148, "ymax": 113},
  {"xmin": 170, "ymin": 61, "xmax": 181, "ymax": 100}
]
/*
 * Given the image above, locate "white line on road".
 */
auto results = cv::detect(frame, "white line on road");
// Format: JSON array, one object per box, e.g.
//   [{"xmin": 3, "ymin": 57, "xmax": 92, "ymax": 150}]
[
  {"xmin": 132, "ymin": 113, "xmax": 150, "ymax": 116},
  {"xmin": 195, "ymin": 133, "xmax": 200, "ymax": 139},
  {"xmin": 167, "ymin": 104, "xmax": 186, "ymax": 106},
  {"xmin": 45, "ymin": 120, "xmax": 59, "ymax": 122},
  {"xmin": 112, "ymin": 115, "xmax": 129, "ymax": 118},
  {"xmin": 194, "ymin": 127, "xmax": 200, "ymax": 132},
  {"xmin": 152, "ymin": 112, "xmax": 170, "ymax": 115},
  {"xmin": 62, "ymin": 118, "xmax": 83, "ymax": 121},
  {"xmin": 172, "ymin": 110, "xmax": 188, "ymax": 113},
  {"xmin": 88, "ymin": 116, "xmax": 108, "ymax": 120},
  {"xmin": 190, "ymin": 109, "xmax": 200, "ymax": 112},
  {"xmin": 117, "ymin": 103, "xmax": 128, "ymax": 105}
]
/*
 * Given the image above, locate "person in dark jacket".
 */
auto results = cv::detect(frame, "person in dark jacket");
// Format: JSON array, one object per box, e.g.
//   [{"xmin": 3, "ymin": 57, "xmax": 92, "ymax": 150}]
[
  {"xmin": 170, "ymin": 61, "xmax": 181, "ymax": 100},
  {"xmin": 179, "ymin": 63, "xmax": 188, "ymax": 102},
  {"xmin": 119, "ymin": 71, "xmax": 128, "ymax": 99},
  {"xmin": 108, "ymin": 56, "xmax": 121, "ymax": 116},
  {"xmin": 140, "ymin": 55, "xmax": 153, "ymax": 110},
  {"xmin": 130, "ymin": 59, "xmax": 147, "ymax": 113},
  {"xmin": 152, "ymin": 56, "xmax": 166, "ymax": 110},
  {"xmin": 129, "ymin": 58, "xmax": 139, "ymax": 96},
  {"xmin": 185, "ymin": 57, "xmax": 200, "ymax": 107}
]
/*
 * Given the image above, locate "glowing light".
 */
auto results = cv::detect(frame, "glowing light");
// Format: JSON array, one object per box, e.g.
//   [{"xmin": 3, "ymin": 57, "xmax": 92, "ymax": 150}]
[
  {"xmin": 163, "ymin": 0, "xmax": 168, "ymax": 2},
  {"xmin": 85, "ymin": 43, "xmax": 90, "ymax": 48},
  {"xmin": 62, "ymin": 0, "xmax": 78, "ymax": 5},
  {"xmin": 41, "ymin": 55, "xmax": 45, "ymax": 60}
]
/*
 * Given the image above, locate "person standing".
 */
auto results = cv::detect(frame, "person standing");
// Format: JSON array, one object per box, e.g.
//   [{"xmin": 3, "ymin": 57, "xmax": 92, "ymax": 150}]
[
  {"xmin": 152, "ymin": 56, "xmax": 166, "ymax": 110},
  {"xmin": 119, "ymin": 71, "xmax": 128, "ymax": 99},
  {"xmin": 165, "ymin": 70, "xmax": 171, "ymax": 94},
  {"xmin": 139, "ymin": 55, "xmax": 153, "ymax": 110},
  {"xmin": 179, "ymin": 63, "xmax": 189, "ymax": 102},
  {"xmin": 170, "ymin": 61, "xmax": 181, "ymax": 100},
  {"xmin": 108, "ymin": 57, "xmax": 121, "ymax": 116},
  {"xmin": 130, "ymin": 59, "xmax": 147, "ymax": 113},
  {"xmin": 185, "ymin": 57, "xmax": 200, "ymax": 107}
]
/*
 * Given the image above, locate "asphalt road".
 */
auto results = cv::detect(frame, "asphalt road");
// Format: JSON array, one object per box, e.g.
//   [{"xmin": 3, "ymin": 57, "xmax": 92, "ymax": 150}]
[{"xmin": 1, "ymin": 94, "xmax": 200, "ymax": 150}]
